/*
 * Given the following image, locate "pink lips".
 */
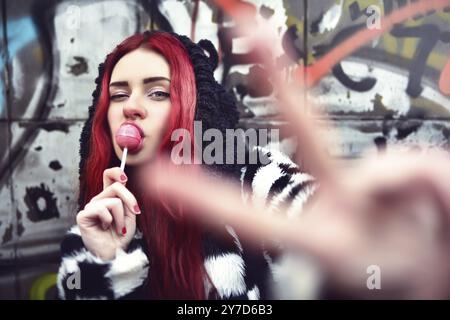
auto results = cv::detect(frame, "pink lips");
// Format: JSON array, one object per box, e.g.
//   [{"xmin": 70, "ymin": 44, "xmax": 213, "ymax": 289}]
[{"xmin": 115, "ymin": 122, "xmax": 144, "ymax": 152}]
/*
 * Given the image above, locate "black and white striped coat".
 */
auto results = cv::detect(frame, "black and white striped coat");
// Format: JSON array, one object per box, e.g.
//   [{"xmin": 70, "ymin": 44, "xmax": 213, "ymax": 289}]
[{"xmin": 57, "ymin": 148, "xmax": 319, "ymax": 300}]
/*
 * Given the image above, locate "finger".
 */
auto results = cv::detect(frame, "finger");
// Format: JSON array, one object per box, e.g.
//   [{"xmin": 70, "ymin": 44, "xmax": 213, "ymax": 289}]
[
  {"xmin": 92, "ymin": 182, "xmax": 141, "ymax": 216},
  {"xmin": 353, "ymin": 150, "xmax": 450, "ymax": 224},
  {"xmin": 219, "ymin": 12, "xmax": 338, "ymax": 189},
  {"xmin": 92, "ymin": 197, "xmax": 127, "ymax": 236},
  {"xmin": 98, "ymin": 206, "xmax": 114, "ymax": 230},
  {"xmin": 277, "ymin": 85, "xmax": 336, "ymax": 188},
  {"xmin": 335, "ymin": 149, "xmax": 450, "ymax": 243},
  {"xmin": 77, "ymin": 205, "xmax": 113, "ymax": 230},
  {"xmin": 144, "ymin": 160, "xmax": 335, "ymax": 264},
  {"xmin": 103, "ymin": 167, "xmax": 127, "ymax": 189},
  {"xmin": 263, "ymin": 52, "xmax": 336, "ymax": 187}
]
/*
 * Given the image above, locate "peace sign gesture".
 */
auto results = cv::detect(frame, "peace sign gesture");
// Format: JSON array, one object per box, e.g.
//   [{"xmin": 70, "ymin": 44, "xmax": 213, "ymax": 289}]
[{"xmin": 143, "ymin": 0, "xmax": 450, "ymax": 298}]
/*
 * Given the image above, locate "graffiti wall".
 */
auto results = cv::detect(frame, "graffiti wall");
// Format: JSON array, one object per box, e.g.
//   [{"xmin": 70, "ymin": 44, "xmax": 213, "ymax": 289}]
[{"xmin": 0, "ymin": 0, "xmax": 448, "ymax": 299}]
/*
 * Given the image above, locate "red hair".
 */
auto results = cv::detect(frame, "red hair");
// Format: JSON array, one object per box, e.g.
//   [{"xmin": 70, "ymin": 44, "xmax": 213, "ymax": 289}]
[{"xmin": 79, "ymin": 31, "xmax": 210, "ymax": 299}]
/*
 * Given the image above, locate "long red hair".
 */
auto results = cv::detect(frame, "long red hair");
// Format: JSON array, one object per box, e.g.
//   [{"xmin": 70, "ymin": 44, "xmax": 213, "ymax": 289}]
[{"xmin": 79, "ymin": 31, "xmax": 210, "ymax": 299}]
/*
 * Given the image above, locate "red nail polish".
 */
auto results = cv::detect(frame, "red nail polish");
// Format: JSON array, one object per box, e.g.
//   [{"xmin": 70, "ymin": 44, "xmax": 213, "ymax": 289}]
[
  {"xmin": 134, "ymin": 205, "xmax": 141, "ymax": 213},
  {"xmin": 120, "ymin": 174, "xmax": 127, "ymax": 181},
  {"xmin": 122, "ymin": 227, "xmax": 127, "ymax": 235}
]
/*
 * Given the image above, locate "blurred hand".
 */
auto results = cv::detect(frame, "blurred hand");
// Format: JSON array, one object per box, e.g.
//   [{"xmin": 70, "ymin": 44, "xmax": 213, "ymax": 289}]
[
  {"xmin": 143, "ymin": 148, "xmax": 450, "ymax": 298},
  {"xmin": 143, "ymin": 1, "xmax": 450, "ymax": 298}
]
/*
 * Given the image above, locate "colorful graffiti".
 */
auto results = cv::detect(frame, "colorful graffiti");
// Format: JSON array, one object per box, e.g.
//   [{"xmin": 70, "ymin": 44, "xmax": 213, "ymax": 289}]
[{"xmin": 0, "ymin": 0, "xmax": 449, "ymax": 299}]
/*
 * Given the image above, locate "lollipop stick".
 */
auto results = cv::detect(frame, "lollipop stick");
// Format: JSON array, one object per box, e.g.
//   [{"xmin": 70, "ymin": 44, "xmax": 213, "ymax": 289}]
[{"xmin": 120, "ymin": 147, "xmax": 128, "ymax": 171}]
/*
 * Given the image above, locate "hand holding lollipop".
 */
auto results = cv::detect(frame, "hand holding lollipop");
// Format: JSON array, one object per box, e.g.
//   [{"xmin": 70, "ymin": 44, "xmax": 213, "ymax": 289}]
[{"xmin": 75, "ymin": 123, "xmax": 143, "ymax": 260}]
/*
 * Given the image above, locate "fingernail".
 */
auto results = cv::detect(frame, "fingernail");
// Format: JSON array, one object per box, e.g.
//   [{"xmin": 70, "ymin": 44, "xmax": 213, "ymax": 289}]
[
  {"xmin": 122, "ymin": 227, "xmax": 127, "ymax": 235},
  {"xmin": 134, "ymin": 205, "xmax": 141, "ymax": 214},
  {"xmin": 120, "ymin": 174, "xmax": 127, "ymax": 182}
]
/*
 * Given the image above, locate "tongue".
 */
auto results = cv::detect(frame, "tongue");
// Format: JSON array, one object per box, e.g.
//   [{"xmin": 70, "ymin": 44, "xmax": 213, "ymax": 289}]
[{"xmin": 115, "ymin": 124, "xmax": 143, "ymax": 152}]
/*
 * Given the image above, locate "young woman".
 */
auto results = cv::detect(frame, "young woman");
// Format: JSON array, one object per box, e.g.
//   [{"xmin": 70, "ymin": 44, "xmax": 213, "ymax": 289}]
[{"xmin": 56, "ymin": 31, "xmax": 315, "ymax": 300}]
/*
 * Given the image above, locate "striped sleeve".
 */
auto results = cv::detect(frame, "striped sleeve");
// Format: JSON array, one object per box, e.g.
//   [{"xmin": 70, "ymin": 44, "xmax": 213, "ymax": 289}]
[
  {"xmin": 241, "ymin": 146, "xmax": 317, "ymax": 216},
  {"xmin": 241, "ymin": 146, "xmax": 324, "ymax": 299},
  {"xmin": 57, "ymin": 225, "xmax": 149, "ymax": 300}
]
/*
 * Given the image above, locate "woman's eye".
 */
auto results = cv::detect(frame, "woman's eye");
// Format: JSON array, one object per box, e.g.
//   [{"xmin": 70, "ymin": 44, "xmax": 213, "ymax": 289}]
[
  {"xmin": 148, "ymin": 91, "xmax": 170, "ymax": 101},
  {"xmin": 110, "ymin": 94, "xmax": 129, "ymax": 101}
]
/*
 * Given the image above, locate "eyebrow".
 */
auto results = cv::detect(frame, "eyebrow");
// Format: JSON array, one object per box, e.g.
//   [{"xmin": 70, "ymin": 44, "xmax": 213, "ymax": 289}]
[{"xmin": 109, "ymin": 76, "xmax": 171, "ymax": 88}]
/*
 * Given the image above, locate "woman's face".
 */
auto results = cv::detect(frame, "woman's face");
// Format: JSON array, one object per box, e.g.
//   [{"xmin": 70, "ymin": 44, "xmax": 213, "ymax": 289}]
[{"xmin": 108, "ymin": 47, "xmax": 172, "ymax": 166}]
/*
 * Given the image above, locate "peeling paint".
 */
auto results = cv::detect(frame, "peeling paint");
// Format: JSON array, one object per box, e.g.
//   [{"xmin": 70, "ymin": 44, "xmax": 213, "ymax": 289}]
[
  {"xmin": 24, "ymin": 183, "xmax": 60, "ymax": 222},
  {"xmin": 2, "ymin": 223, "xmax": 13, "ymax": 244},
  {"xmin": 17, "ymin": 210, "xmax": 24, "ymax": 237},
  {"xmin": 67, "ymin": 56, "xmax": 88, "ymax": 76},
  {"xmin": 312, "ymin": 0, "xmax": 343, "ymax": 34},
  {"xmin": 49, "ymin": 160, "xmax": 62, "ymax": 171}
]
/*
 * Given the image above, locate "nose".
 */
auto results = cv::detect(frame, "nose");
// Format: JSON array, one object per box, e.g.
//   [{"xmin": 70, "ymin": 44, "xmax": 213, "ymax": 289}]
[{"xmin": 123, "ymin": 99, "xmax": 147, "ymax": 120}]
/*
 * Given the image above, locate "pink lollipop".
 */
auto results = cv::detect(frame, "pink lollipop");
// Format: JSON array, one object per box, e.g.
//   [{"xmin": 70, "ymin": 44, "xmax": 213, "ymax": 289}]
[{"xmin": 115, "ymin": 123, "xmax": 143, "ymax": 170}]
